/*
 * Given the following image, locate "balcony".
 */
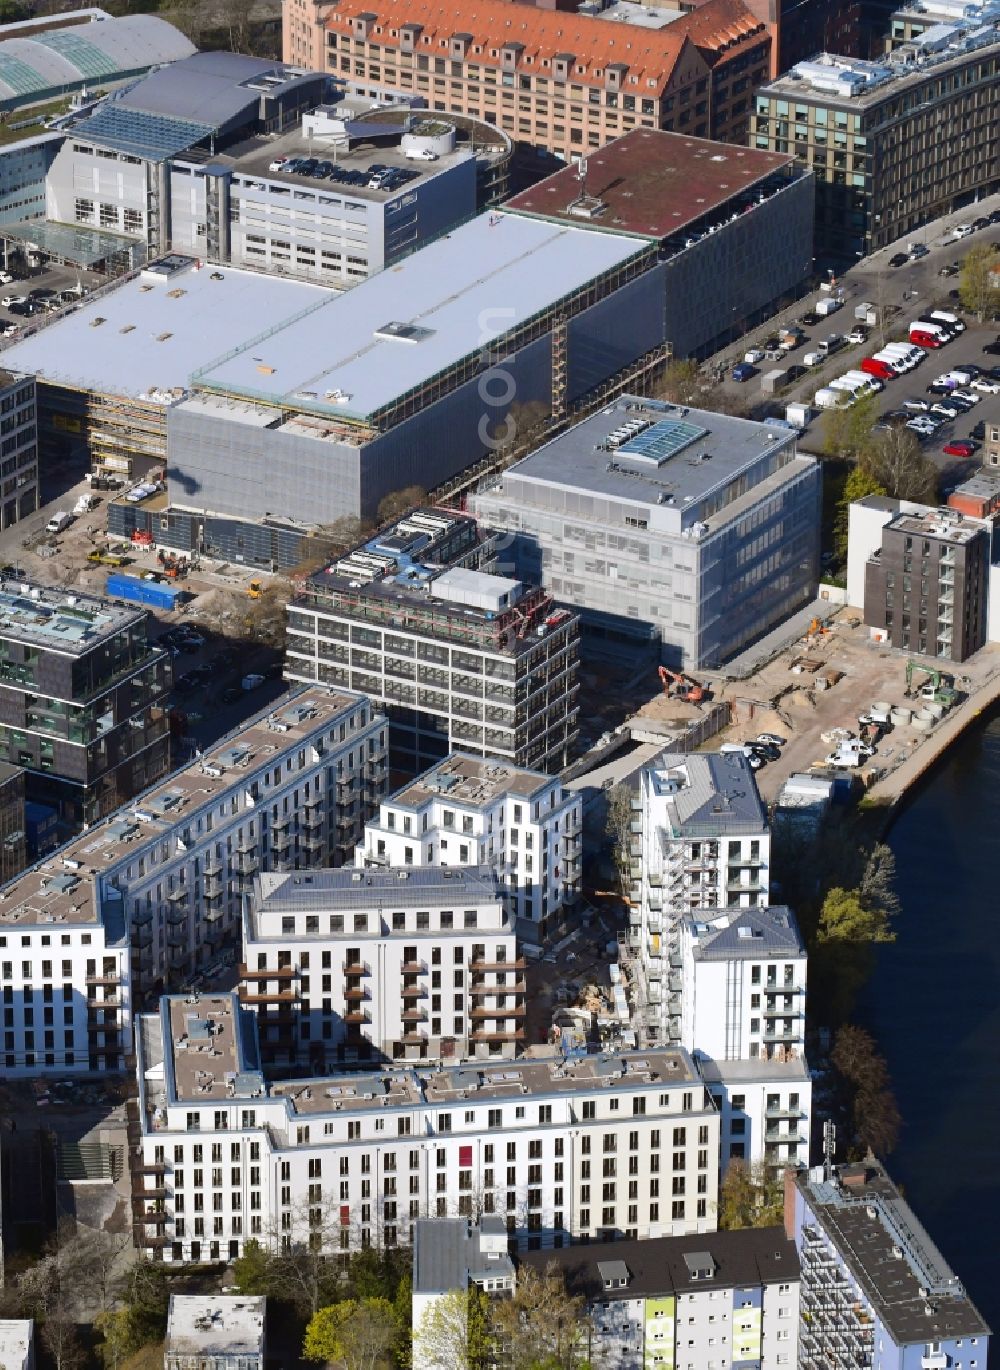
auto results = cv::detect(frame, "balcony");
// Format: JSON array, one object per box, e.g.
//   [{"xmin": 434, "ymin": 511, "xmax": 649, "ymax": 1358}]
[
  {"xmin": 240, "ymin": 964, "xmax": 296, "ymax": 979},
  {"xmin": 86, "ymin": 972, "xmax": 120, "ymax": 986},
  {"xmin": 344, "ymin": 985, "xmax": 368, "ymax": 1002},
  {"xmin": 401, "ymin": 1008, "xmax": 427, "ymax": 1023},
  {"xmin": 302, "ymin": 811, "xmax": 324, "ymax": 831},
  {"xmin": 469, "ymin": 1004, "xmax": 526, "ymax": 1019},
  {"xmin": 765, "ymin": 1105, "xmax": 804, "ymax": 1120},
  {"xmin": 345, "ymin": 1009, "xmax": 371, "ymax": 1025},
  {"xmin": 765, "ymin": 1128, "xmax": 805, "ymax": 1145},
  {"xmin": 400, "ymin": 985, "xmax": 426, "ymax": 1000},
  {"xmin": 470, "ymin": 1029, "xmax": 525, "ymax": 1042},
  {"xmin": 469, "ymin": 956, "xmax": 526, "ymax": 972},
  {"xmin": 132, "ymin": 1186, "xmax": 167, "ymax": 1202},
  {"xmin": 343, "ymin": 961, "xmax": 369, "ymax": 977},
  {"xmin": 239, "ymin": 988, "xmax": 296, "ymax": 1005},
  {"xmin": 469, "ymin": 978, "xmax": 526, "ymax": 995},
  {"xmin": 137, "ymin": 1160, "xmax": 167, "ymax": 1175},
  {"xmin": 400, "ymin": 959, "xmax": 426, "ymax": 975},
  {"xmin": 763, "ymin": 1028, "xmax": 803, "ymax": 1043},
  {"xmin": 139, "ymin": 1233, "xmax": 168, "ymax": 1249},
  {"xmin": 271, "ymin": 831, "xmax": 293, "ymax": 853},
  {"xmin": 166, "ymin": 907, "xmax": 187, "ymax": 926},
  {"xmin": 137, "ymin": 1208, "xmax": 167, "ymax": 1225},
  {"xmin": 166, "ymin": 886, "xmax": 187, "ymax": 903}
]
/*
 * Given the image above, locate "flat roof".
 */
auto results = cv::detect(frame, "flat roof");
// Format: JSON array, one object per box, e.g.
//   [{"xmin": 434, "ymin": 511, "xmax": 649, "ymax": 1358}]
[
  {"xmin": 190, "ymin": 211, "xmax": 647, "ymax": 423},
  {"xmin": 506, "ymin": 129, "xmax": 796, "ymax": 241},
  {"xmin": 166, "ymin": 1295, "xmax": 265, "ymax": 1356},
  {"xmin": 797, "ymin": 1163, "xmax": 990, "ymax": 1343},
  {"xmin": 220, "ymin": 120, "xmax": 476, "ymax": 205},
  {"xmin": 387, "ymin": 751, "xmax": 558, "ymax": 809},
  {"xmin": 2, "ymin": 256, "xmax": 326, "ymax": 401},
  {"xmin": 647, "ymin": 752, "xmax": 769, "ymax": 836},
  {"xmin": 0, "ymin": 685, "xmax": 366, "ymax": 927},
  {"xmin": 491, "ymin": 394, "xmax": 796, "ymax": 516},
  {"xmin": 519, "ymin": 1227, "xmax": 798, "ymax": 1298},
  {"xmin": 250, "ymin": 865, "xmax": 503, "ymax": 918},
  {"xmin": 413, "ymin": 1218, "xmax": 514, "ymax": 1295},
  {"xmin": 885, "ymin": 509, "xmax": 984, "ymax": 544},
  {"xmin": 761, "ymin": 29, "xmax": 1000, "ymax": 106},
  {"xmin": 0, "ymin": 577, "xmax": 147, "ymax": 653}
]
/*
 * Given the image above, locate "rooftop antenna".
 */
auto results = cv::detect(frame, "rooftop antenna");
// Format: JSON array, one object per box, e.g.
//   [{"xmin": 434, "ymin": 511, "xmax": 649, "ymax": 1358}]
[
  {"xmin": 823, "ymin": 1118, "xmax": 837, "ymax": 1180},
  {"xmin": 574, "ymin": 154, "xmax": 588, "ymax": 198}
]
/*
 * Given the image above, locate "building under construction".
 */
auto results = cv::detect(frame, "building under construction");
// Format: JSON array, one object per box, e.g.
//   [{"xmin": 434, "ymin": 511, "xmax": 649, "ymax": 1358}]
[
  {"xmin": 1, "ymin": 254, "xmax": 325, "ymax": 483},
  {"xmin": 285, "ymin": 508, "xmax": 580, "ymax": 774}
]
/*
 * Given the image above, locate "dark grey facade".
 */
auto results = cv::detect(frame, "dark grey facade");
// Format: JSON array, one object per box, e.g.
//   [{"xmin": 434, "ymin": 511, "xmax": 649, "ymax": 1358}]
[
  {"xmin": 0, "ymin": 761, "xmax": 25, "ymax": 883},
  {"xmin": 0, "ymin": 584, "xmax": 171, "ymax": 824},
  {"xmin": 0, "ymin": 371, "xmax": 37, "ymax": 532},
  {"xmin": 864, "ymin": 510, "xmax": 988, "ymax": 663}
]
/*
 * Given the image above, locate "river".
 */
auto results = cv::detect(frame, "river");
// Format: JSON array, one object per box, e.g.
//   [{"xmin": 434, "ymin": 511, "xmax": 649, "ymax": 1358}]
[{"xmin": 862, "ymin": 706, "xmax": 1000, "ymax": 1333}]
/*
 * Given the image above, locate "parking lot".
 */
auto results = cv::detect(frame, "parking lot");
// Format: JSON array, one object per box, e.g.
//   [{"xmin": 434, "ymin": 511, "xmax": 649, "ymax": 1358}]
[
  {"xmin": 712, "ymin": 192, "xmax": 1000, "ymax": 486},
  {"xmin": 0, "ymin": 251, "xmax": 106, "ymax": 337}
]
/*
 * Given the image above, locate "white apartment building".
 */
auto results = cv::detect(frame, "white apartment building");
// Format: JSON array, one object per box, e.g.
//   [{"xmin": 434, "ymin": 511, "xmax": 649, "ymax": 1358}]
[
  {"xmin": 134, "ymin": 991, "xmax": 721, "ymax": 1263},
  {"xmin": 0, "ymin": 864, "xmax": 131, "ymax": 1076},
  {"xmin": 412, "ymin": 1216, "xmax": 515, "ymax": 1370},
  {"xmin": 0, "ymin": 1319, "xmax": 35, "ymax": 1370},
  {"xmin": 519, "ymin": 1230, "xmax": 801, "ymax": 1370},
  {"xmin": 355, "ymin": 751, "xmax": 582, "ymax": 943},
  {"xmin": 164, "ymin": 1295, "xmax": 265, "ymax": 1370},
  {"xmin": 629, "ymin": 752, "xmax": 771, "ymax": 1045},
  {"xmin": 0, "ymin": 687, "xmax": 386, "ymax": 1038},
  {"xmin": 240, "ymin": 865, "xmax": 520, "ymax": 1067},
  {"xmin": 679, "ymin": 907, "xmax": 811, "ymax": 1172}
]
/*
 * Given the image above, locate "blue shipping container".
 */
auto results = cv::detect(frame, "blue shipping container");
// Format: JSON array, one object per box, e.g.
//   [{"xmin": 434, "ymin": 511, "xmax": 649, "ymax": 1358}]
[{"xmin": 105, "ymin": 573, "xmax": 181, "ymax": 612}]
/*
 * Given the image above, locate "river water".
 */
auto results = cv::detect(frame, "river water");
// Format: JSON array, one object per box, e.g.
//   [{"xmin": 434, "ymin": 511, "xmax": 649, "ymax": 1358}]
[{"xmin": 861, "ymin": 706, "xmax": 1000, "ymax": 1332}]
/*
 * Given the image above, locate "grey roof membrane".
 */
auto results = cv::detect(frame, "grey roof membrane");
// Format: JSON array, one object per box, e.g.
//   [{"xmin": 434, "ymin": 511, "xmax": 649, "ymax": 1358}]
[
  {"xmin": 191, "ymin": 211, "xmax": 646, "ymax": 422},
  {"xmin": 253, "ymin": 865, "xmax": 502, "ymax": 912},
  {"xmin": 654, "ymin": 752, "xmax": 768, "ymax": 834}
]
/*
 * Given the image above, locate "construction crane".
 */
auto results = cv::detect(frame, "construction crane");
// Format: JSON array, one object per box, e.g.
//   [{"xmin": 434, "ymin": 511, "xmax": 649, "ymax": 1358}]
[
  {"xmin": 904, "ymin": 660, "xmax": 958, "ymax": 705},
  {"xmin": 658, "ymin": 665, "xmax": 708, "ymax": 704}
]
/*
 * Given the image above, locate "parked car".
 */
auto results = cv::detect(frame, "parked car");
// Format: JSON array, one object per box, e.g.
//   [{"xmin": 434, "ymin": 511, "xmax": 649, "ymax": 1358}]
[
  {"xmin": 971, "ymin": 419, "xmax": 987, "ymax": 440},
  {"xmin": 799, "ymin": 312, "xmax": 821, "ymax": 327},
  {"xmin": 220, "ymin": 686, "xmax": 243, "ymax": 705},
  {"xmin": 0, "ymin": 294, "xmax": 26, "ymax": 308},
  {"xmin": 972, "ymin": 216, "xmax": 990, "ymax": 232},
  {"xmin": 0, "ymin": 272, "xmax": 12, "ymax": 286},
  {"xmin": 751, "ymin": 742, "xmax": 781, "ymax": 762},
  {"xmin": 951, "ymin": 224, "xmax": 974, "ymax": 240},
  {"xmin": 931, "ymin": 402, "xmax": 961, "ymax": 420},
  {"xmin": 731, "ymin": 363, "xmax": 755, "ymax": 382},
  {"xmin": 982, "ymin": 342, "xmax": 1000, "ymax": 356},
  {"xmin": 939, "ymin": 263, "xmax": 960, "ymax": 277},
  {"xmin": 847, "ymin": 327, "xmax": 869, "ymax": 345},
  {"xmin": 943, "ymin": 439, "xmax": 977, "ymax": 457},
  {"xmin": 888, "ymin": 253, "xmax": 909, "ymax": 267},
  {"xmin": 743, "ymin": 348, "xmax": 765, "ymax": 364},
  {"xmin": 903, "ymin": 397, "xmax": 930, "ymax": 411},
  {"xmin": 756, "ymin": 733, "xmax": 786, "ymax": 746}
]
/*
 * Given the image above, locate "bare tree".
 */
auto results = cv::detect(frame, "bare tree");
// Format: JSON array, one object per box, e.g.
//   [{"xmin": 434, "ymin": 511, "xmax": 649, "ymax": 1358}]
[
  {"xmin": 959, "ymin": 243, "xmax": 1000, "ymax": 321},
  {"xmin": 605, "ymin": 783, "xmax": 634, "ymax": 891},
  {"xmin": 861, "ymin": 427, "xmax": 938, "ymax": 502},
  {"xmin": 376, "ymin": 486, "xmax": 427, "ymax": 527},
  {"xmin": 489, "ymin": 1262, "xmax": 591, "ymax": 1370},
  {"xmin": 415, "ymin": 1286, "xmax": 492, "ymax": 1370}
]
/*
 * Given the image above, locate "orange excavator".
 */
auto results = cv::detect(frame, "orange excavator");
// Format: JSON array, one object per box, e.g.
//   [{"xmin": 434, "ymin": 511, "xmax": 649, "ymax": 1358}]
[{"xmin": 658, "ymin": 665, "xmax": 709, "ymax": 704}]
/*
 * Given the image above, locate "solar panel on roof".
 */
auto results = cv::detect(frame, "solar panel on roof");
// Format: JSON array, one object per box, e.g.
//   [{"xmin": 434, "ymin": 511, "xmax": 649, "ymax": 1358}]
[
  {"xmin": 619, "ymin": 418, "xmax": 709, "ymax": 466},
  {"xmin": 72, "ymin": 103, "xmax": 211, "ymax": 161}
]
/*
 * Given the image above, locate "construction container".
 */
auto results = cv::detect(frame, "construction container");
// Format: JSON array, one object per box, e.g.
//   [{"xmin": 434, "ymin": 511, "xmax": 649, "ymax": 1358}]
[
  {"xmin": 762, "ymin": 368, "xmax": 787, "ymax": 394},
  {"xmin": 105, "ymin": 573, "xmax": 182, "ymax": 612}
]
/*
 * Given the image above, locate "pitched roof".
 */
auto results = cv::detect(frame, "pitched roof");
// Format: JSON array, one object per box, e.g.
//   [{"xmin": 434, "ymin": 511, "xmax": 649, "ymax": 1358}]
[
  {"xmin": 687, "ymin": 905, "xmax": 805, "ymax": 961},
  {"xmin": 679, "ymin": 0, "xmax": 768, "ymax": 64},
  {"xmin": 325, "ymin": 0, "xmax": 697, "ymax": 93}
]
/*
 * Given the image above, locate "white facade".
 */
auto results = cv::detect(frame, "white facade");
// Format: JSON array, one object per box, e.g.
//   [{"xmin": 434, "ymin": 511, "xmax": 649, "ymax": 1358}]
[
  {"xmin": 164, "ymin": 1295, "xmax": 265, "ymax": 1370},
  {"xmin": 135, "ymin": 992, "xmax": 721, "ymax": 1263},
  {"xmin": 0, "ymin": 1318, "xmax": 34, "ymax": 1370},
  {"xmin": 678, "ymin": 907, "xmax": 807, "ymax": 1065},
  {"xmin": 0, "ymin": 872, "xmax": 131, "ymax": 1076},
  {"xmin": 356, "ymin": 751, "xmax": 582, "ymax": 942},
  {"xmin": 0, "ymin": 687, "xmax": 386, "ymax": 1069},
  {"xmin": 629, "ymin": 752, "xmax": 770, "ymax": 1045},
  {"xmin": 241, "ymin": 865, "xmax": 520, "ymax": 1065}
]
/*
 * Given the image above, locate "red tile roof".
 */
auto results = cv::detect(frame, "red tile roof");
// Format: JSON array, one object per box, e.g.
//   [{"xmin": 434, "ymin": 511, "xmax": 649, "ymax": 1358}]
[
  {"xmin": 504, "ymin": 127, "xmax": 795, "ymax": 239},
  {"xmin": 679, "ymin": 0, "xmax": 769, "ymax": 65},
  {"xmin": 326, "ymin": 0, "xmax": 696, "ymax": 93}
]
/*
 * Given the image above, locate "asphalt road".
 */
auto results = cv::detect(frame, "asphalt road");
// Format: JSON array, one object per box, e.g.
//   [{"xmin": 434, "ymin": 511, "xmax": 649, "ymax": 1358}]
[{"xmin": 711, "ymin": 189, "xmax": 1000, "ymax": 486}]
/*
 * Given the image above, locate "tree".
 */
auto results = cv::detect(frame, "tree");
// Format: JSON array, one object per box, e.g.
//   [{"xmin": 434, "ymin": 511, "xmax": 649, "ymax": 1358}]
[
  {"xmin": 859, "ymin": 843, "xmax": 901, "ymax": 928},
  {"xmin": 377, "ymin": 485, "xmax": 427, "ymax": 526},
  {"xmin": 657, "ymin": 359, "xmax": 702, "ymax": 405},
  {"xmin": 94, "ymin": 1308, "xmax": 142, "ymax": 1370},
  {"xmin": 860, "ymin": 427, "xmax": 938, "ymax": 502},
  {"xmin": 831, "ymin": 1025, "xmax": 902, "ymax": 1157},
  {"xmin": 233, "ymin": 1238, "xmax": 274, "ymax": 1297},
  {"xmin": 304, "ymin": 1298, "xmax": 398, "ymax": 1370},
  {"xmin": 414, "ymin": 1286, "xmax": 494, "ymax": 1370},
  {"xmin": 489, "ymin": 1263, "xmax": 590, "ymax": 1370},
  {"xmin": 817, "ymin": 886, "xmax": 895, "ymax": 945},
  {"xmin": 833, "ymin": 464, "xmax": 887, "ymax": 559},
  {"xmin": 822, "ymin": 392, "xmax": 878, "ymax": 461},
  {"xmin": 716, "ymin": 1159, "xmax": 784, "ymax": 1230},
  {"xmin": 959, "ymin": 243, "xmax": 1000, "ymax": 321},
  {"xmin": 604, "ymin": 783, "xmax": 634, "ymax": 891}
]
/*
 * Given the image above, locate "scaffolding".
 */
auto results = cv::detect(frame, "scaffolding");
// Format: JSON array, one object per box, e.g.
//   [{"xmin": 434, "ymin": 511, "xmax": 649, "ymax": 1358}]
[{"xmin": 551, "ymin": 315, "xmax": 568, "ymax": 421}]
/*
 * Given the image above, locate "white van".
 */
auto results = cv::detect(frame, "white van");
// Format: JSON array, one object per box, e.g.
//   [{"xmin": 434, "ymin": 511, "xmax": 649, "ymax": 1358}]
[
  {"xmin": 45, "ymin": 511, "xmax": 73, "ymax": 535},
  {"xmin": 928, "ymin": 309, "xmax": 965, "ymax": 333}
]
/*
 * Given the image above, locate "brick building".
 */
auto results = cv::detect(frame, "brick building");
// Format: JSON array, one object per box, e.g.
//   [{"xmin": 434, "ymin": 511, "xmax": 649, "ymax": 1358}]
[{"xmin": 284, "ymin": 0, "xmax": 773, "ymax": 161}]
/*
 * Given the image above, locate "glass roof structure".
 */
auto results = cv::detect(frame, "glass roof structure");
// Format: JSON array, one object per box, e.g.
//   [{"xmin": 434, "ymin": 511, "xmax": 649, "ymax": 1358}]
[
  {"xmin": 1, "ymin": 218, "xmax": 142, "ymax": 268},
  {"xmin": 620, "ymin": 419, "xmax": 710, "ymax": 465},
  {"xmin": 0, "ymin": 14, "xmax": 194, "ymax": 112},
  {"xmin": 70, "ymin": 101, "xmax": 212, "ymax": 161}
]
